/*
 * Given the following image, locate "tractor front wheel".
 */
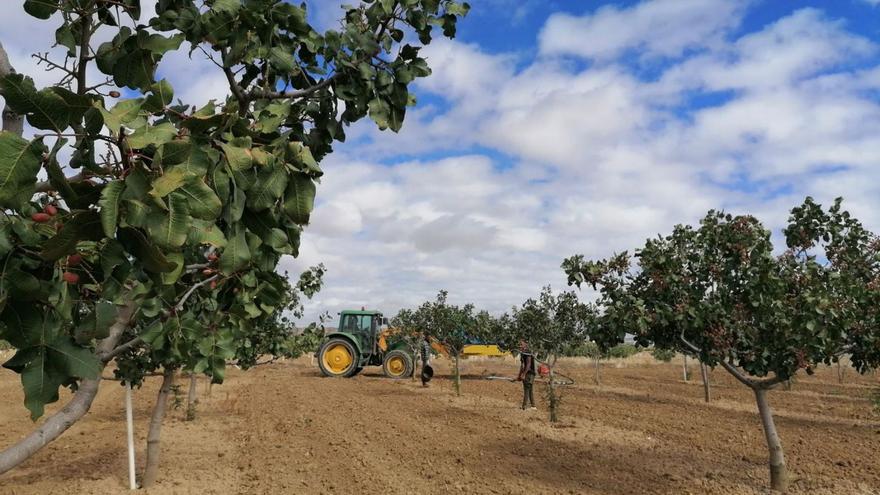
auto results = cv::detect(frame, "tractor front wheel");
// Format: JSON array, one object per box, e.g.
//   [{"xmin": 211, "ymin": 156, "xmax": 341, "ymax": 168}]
[
  {"xmin": 318, "ymin": 338, "xmax": 359, "ymax": 377},
  {"xmin": 382, "ymin": 350, "xmax": 413, "ymax": 379}
]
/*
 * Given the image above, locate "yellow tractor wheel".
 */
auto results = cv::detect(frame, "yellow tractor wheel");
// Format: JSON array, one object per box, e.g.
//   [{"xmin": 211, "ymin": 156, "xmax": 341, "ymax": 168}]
[
  {"xmin": 382, "ymin": 350, "xmax": 413, "ymax": 379},
  {"xmin": 318, "ymin": 338, "xmax": 359, "ymax": 377}
]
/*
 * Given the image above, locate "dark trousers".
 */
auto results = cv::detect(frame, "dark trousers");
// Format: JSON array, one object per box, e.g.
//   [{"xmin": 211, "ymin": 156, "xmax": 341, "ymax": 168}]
[{"xmin": 522, "ymin": 371, "xmax": 535, "ymax": 409}]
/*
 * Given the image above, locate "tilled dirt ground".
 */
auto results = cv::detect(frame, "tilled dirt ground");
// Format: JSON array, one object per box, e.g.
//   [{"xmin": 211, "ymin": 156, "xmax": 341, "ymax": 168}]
[{"xmin": 1, "ymin": 353, "xmax": 878, "ymax": 494}]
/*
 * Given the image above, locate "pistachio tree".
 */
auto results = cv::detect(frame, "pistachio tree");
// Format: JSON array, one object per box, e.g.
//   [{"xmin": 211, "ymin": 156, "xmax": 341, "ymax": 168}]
[
  {"xmin": 407, "ymin": 290, "xmax": 490, "ymax": 395},
  {"xmin": 0, "ymin": 0, "xmax": 469, "ymax": 477},
  {"xmin": 563, "ymin": 198, "xmax": 880, "ymax": 492},
  {"xmin": 506, "ymin": 286, "xmax": 593, "ymax": 422}
]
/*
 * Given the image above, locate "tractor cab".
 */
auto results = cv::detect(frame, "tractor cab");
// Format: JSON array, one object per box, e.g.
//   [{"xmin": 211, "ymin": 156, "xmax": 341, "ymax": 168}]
[{"xmin": 317, "ymin": 309, "xmax": 412, "ymax": 379}]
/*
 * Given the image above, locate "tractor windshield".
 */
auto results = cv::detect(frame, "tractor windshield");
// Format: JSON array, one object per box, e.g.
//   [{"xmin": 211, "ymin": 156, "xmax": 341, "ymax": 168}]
[{"xmin": 340, "ymin": 314, "xmax": 373, "ymax": 334}]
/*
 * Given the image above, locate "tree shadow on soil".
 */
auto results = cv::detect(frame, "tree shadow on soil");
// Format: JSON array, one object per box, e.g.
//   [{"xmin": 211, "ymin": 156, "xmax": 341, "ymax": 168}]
[{"xmin": 2, "ymin": 443, "xmax": 128, "ymax": 488}]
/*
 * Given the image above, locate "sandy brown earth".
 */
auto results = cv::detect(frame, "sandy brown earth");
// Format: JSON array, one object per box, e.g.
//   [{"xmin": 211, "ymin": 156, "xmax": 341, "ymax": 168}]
[{"xmin": 1, "ymin": 353, "xmax": 878, "ymax": 494}]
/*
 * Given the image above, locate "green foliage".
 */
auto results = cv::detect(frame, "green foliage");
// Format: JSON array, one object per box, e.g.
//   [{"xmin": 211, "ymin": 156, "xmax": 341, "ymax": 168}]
[
  {"xmin": 404, "ymin": 290, "xmax": 491, "ymax": 357},
  {"xmin": 650, "ymin": 347, "xmax": 677, "ymax": 362},
  {"xmin": 606, "ymin": 344, "xmax": 639, "ymax": 359},
  {"xmin": 0, "ymin": 0, "xmax": 468, "ymax": 419},
  {"xmin": 503, "ymin": 287, "xmax": 594, "ymax": 363},
  {"xmin": 562, "ymin": 341, "xmax": 638, "ymax": 359},
  {"xmin": 564, "ymin": 197, "xmax": 880, "ymax": 384}
]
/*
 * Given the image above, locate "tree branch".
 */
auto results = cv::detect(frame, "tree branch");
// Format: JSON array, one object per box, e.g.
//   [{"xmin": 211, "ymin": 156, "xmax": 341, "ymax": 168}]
[
  {"xmin": 102, "ymin": 275, "xmax": 219, "ymax": 361},
  {"xmin": 248, "ymin": 74, "xmax": 337, "ymax": 100},
  {"xmin": 101, "ymin": 335, "xmax": 142, "ymax": 363},
  {"xmin": 175, "ymin": 274, "xmax": 218, "ymax": 312},
  {"xmin": 222, "ymin": 62, "xmax": 249, "ymax": 116},
  {"xmin": 76, "ymin": 14, "xmax": 93, "ymax": 95},
  {"xmin": 679, "ymin": 332, "xmax": 753, "ymax": 388},
  {"xmin": 34, "ymin": 171, "xmax": 90, "ymax": 193},
  {"xmin": 0, "ymin": 301, "xmax": 136, "ymax": 475},
  {"xmin": 0, "ymin": 40, "xmax": 24, "ymax": 136}
]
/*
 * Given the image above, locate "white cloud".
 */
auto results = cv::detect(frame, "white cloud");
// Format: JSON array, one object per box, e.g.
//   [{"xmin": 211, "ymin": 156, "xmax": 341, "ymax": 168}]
[
  {"xmin": 293, "ymin": 4, "xmax": 880, "ymax": 322},
  {"xmin": 4, "ymin": 2, "xmax": 880, "ymax": 327},
  {"xmin": 539, "ymin": 0, "xmax": 749, "ymax": 61}
]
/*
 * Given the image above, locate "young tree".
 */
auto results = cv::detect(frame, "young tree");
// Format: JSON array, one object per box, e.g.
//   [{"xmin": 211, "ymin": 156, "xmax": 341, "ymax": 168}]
[
  {"xmin": 564, "ymin": 198, "xmax": 880, "ymax": 492},
  {"xmin": 508, "ymin": 287, "xmax": 593, "ymax": 422},
  {"xmin": 0, "ymin": 0, "xmax": 469, "ymax": 477},
  {"xmin": 409, "ymin": 290, "xmax": 489, "ymax": 396}
]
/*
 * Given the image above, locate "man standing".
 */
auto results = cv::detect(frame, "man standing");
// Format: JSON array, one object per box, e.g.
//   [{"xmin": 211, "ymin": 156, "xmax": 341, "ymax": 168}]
[{"xmin": 517, "ymin": 340, "xmax": 537, "ymax": 410}]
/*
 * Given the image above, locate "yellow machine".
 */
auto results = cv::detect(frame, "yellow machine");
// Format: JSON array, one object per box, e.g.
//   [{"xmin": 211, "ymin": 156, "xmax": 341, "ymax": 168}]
[{"xmin": 378, "ymin": 330, "xmax": 508, "ymax": 357}]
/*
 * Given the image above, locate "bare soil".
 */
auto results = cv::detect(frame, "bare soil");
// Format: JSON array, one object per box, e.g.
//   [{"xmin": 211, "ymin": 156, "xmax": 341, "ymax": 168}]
[{"xmin": 1, "ymin": 353, "xmax": 878, "ymax": 494}]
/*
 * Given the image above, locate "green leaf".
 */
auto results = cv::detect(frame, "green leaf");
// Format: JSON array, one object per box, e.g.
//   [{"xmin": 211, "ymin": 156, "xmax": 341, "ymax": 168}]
[
  {"xmin": 117, "ymin": 227, "xmax": 178, "ymax": 273},
  {"xmin": 140, "ymin": 319, "xmax": 166, "ymax": 349},
  {"xmin": 287, "ymin": 142, "xmax": 322, "ymax": 176},
  {"xmin": 46, "ymin": 138, "xmax": 78, "ymax": 204},
  {"xmin": 24, "ymin": 0, "xmax": 60, "ymax": 19},
  {"xmin": 269, "ymin": 47, "xmax": 297, "ymax": 72},
  {"xmin": 0, "ymin": 75, "xmax": 93, "ymax": 131},
  {"xmin": 99, "ymin": 181, "xmax": 125, "ymax": 237},
  {"xmin": 95, "ymin": 98, "xmax": 144, "ymax": 135},
  {"xmin": 0, "ymin": 132, "xmax": 44, "ymax": 210},
  {"xmin": 187, "ymin": 220, "xmax": 227, "ymax": 248},
  {"xmin": 123, "ymin": 199, "xmax": 149, "ymax": 227},
  {"xmin": 126, "ymin": 122, "xmax": 177, "ymax": 149},
  {"xmin": 21, "ymin": 352, "xmax": 63, "ymax": 420},
  {"xmin": 368, "ymin": 97, "xmax": 391, "ymax": 130},
  {"xmin": 146, "ymin": 194, "xmax": 190, "ymax": 249},
  {"xmin": 220, "ymin": 141, "xmax": 253, "ymax": 171},
  {"xmin": 143, "ymin": 79, "xmax": 174, "ymax": 112},
  {"xmin": 40, "ymin": 211, "xmax": 104, "ymax": 261},
  {"xmin": 5, "ymin": 269, "xmax": 41, "ymax": 300},
  {"xmin": 55, "ymin": 24, "xmax": 77, "ymax": 56},
  {"xmin": 160, "ymin": 252, "xmax": 184, "ymax": 285},
  {"xmin": 74, "ymin": 302, "xmax": 118, "ymax": 344},
  {"xmin": 177, "ymin": 181, "xmax": 222, "ymax": 220},
  {"xmin": 212, "ymin": 0, "xmax": 241, "ymax": 13},
  {"xmin": 159, "ymin": 140, "xmax": 215, "ymax": 176},
  {"xmin": 47, "ymin": 339, "xmax": 101, "ymax": 379},
  {"xmin": 219, "ymin": 228, "xmax": 250, "ymax": 274},
  {"xmin": 150, "ymin": 167, "xmax": 193, "ymax": 198},
  {"xmin": 246, "ymin": 162, "xmax": 288, "ymax": 211},
  {"xmin": 283, "ymin": 173, "xmax": 316, "ymax": 225}
]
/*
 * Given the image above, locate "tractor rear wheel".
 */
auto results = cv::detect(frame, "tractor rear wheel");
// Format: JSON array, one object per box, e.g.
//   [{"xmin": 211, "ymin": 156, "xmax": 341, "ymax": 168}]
[
  {"xmin": 318, "ymin": 338, "xmax": 359, "ymax": 377},
  {"xmin": 382, "ymin": 350, "xmax": 413, "ymax": 379}
]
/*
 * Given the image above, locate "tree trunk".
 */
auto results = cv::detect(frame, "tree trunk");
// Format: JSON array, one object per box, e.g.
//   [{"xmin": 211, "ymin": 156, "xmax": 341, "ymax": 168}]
[
  {"xmin": 754, "ymin": 387, "xmax": 788, "ymax": 492},
  {"xmin": 142, "ymin": 368, "xmax": 176, "ymax": 488},
  {"xmin": 453, "ymin": 355, "xmax": 461, "ymax": 396},
  {"xmin": 0, "ymin": 41, "xmax": 24, "ymax": 136},
  {"xmin": 836, "ymin": 360, "xmax": 844, "ymax": 384},
  {"xmin": 0, "ymin": 302, "xmax": 135, "ymax": 474},
  {"xmin": 548, "ymin": 356, "xmax": 559, "ymax": 423},
  {"xmin": 185, "ymin": 373, "xmax": 198, "ymax": 421},
  {"xmin": 594, "ymin": 355, "xmax": 600, "ymax": 385},
  {"xmin": 700, "ymin": 362, "xmax": 711, "ymax": 403},
  {"xmin": 683, "ymin": 355, "xmax": 690, "ymax": 381}
]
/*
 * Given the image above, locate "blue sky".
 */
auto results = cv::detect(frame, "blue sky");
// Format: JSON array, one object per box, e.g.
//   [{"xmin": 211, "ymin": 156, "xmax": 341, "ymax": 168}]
[{"xmin": 2, "ymin": 0, "xmax": 880, "ymax": 322}]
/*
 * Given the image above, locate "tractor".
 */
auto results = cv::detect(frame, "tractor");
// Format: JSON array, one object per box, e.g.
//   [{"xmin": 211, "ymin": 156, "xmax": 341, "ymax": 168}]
[
  {"xmin": 317, "ymin": 309, "xmax": 414, "ymax": 378},
  {"xmin": 316, "ymin": 308, "xmax": 510, "ymax": 379}
]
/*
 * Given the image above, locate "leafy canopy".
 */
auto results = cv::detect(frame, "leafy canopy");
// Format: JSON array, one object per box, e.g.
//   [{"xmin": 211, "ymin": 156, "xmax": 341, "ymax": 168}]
[{"xmin": 0, "ymin": 0, "xmax": 469, "ymax": 419}]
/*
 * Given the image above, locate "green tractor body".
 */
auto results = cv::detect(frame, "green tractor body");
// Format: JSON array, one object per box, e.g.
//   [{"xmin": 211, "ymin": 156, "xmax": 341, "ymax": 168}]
[{"xmin": 317, "ymin": 309, "xmax": 414, "ymax": 378}]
